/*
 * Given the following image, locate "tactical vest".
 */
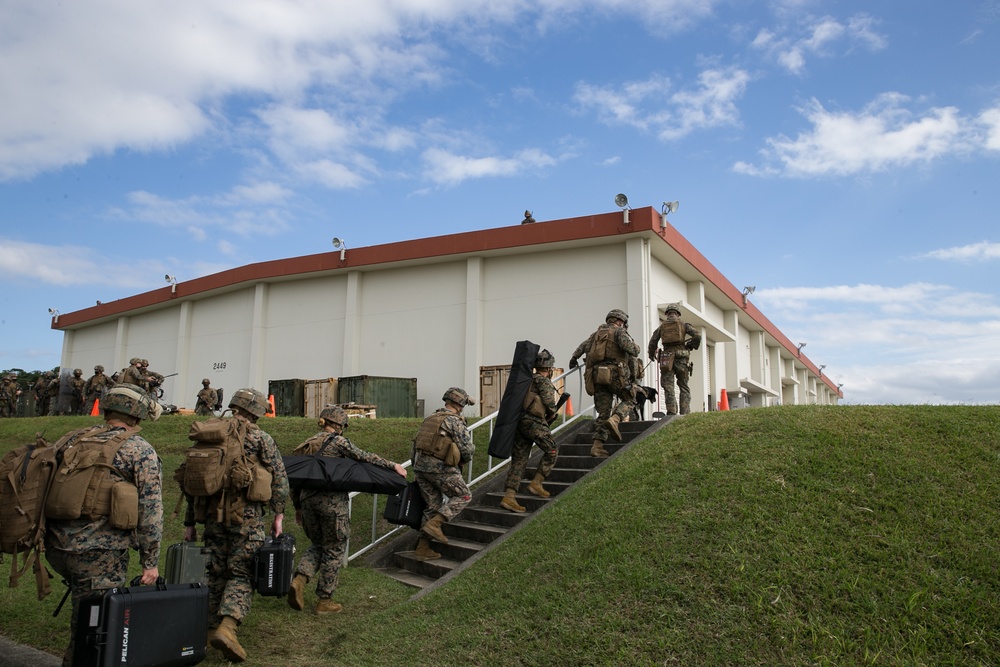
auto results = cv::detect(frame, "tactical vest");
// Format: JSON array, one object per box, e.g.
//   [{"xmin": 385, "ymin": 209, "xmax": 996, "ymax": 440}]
[
  {"xmin": 659, "ymin": 320, "xmax": 686, "ymax": 346},
  {"xmin": 293, "ymin": 433, "xmax": 330, "ymax": 456},
  {"xmin": 587, "ymin": 326, "xmax": 628, "ymax": 367},
  {"xmin": 45, "ymin": 425, "xmax": 138, "ymax": 526},
  {"xmin": 522, "ymin": 377, "xmax": 546, "ymax": 419},
  {"xmin": 414, "ymin": 412, "xmax": 459, "ymax": 464}
]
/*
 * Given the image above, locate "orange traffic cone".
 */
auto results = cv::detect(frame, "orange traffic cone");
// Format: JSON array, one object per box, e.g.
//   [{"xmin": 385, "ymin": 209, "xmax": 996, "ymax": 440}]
[
  {"xmin": 565, "ymin": 395, "xmax": 574, "ymax": 417},
  {"xmin": 265, "ymin": 394, "xmax": 276, "ymax": 417},
  {"xmin": 90, "ymin": 399, "xmax": 100, "ymax": 416},
  {"xmin": 719, "ymin": 388, "xmax": 730, "ymax": 411}
]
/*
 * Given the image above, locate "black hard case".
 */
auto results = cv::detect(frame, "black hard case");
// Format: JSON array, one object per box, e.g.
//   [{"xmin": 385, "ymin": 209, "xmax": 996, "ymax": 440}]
[
  {"xmin": 253, "ymin": 533, "xmax": 295, "ymax": 596},
  {"xmin": 74, "ymin": 580, "xmax": 208, "ymax": 667},
  {"xmin": 164, "ymin": 541, "xmax": 209, "ymax": 585},
  {"xmin": 383, "ymin": 480, "xmax": 427, "ymax": 529}
]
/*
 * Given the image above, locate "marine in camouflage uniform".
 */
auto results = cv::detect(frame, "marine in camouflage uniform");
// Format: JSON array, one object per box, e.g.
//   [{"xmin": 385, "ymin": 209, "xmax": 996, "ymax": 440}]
[
  {"xmin": 68, "ymin": 369, "xmax": 86, "ymax": 415},
  {"xmin": 183, "ymin": 387, "xmax": 289, "ymax": 663},
  {"xmin": 44, "ymin": 383, "xmax": 164, "ymax": 667},
  {"xmin": 410, "ymin": 387, "xmax": 476, "ymax": 561},
  {"xmin": 287, "ymin": 406, "xmax": 406, "ymax": 614},
  {"xmin": 83, "ymin": 365, "xmax": 114, "ymax": 416},
  {"xmin": 119, "ymin": 358, "xmax": 148, "ymax": 393},
  {"xmin": 0, "ymin": 375, "xmax": 19, "ymax": 417},
  {"xmin": 569, "ymin": 309, "xmax": 641, "ymax": 457},
  {"xmin": 46, "ymin": 372, "xmax": 62, "ymax": 415},
  {"xmin": 647, "ymin": 303, "xmax": 702, "ymax": 415},
  {"xmin": 140, "ymin": 359, "xmax": 165, "ymax": 397},
  {"xmin": 194, "ymin": 379, "xmax": 218, "ymax": 416},
  {"xmin": 500, "ymin": 349, "xmax": 560, "ymax": 513},
  {"xmin": 33, "ymin": 372, "xmax": 53, "ymax": 416}
]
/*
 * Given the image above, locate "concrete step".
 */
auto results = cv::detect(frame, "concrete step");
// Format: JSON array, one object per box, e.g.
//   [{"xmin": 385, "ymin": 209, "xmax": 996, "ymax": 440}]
[
  {"xmin": 445, "ymin": 519, "xmax": 508, "ymax": 544},
  {"xmin": 460, "ymin": 506, "xmax": 529, "ymax": 529},
  {"xmin": 376, "ymin": 566, "xmax": 436, "ymax": 590},
  {"xmin": 393, "ymin": 552, "xmax": 462, "ymax": 579},
  {"xmin": 483, "ymin": 490, "xmax": 550, "ymax": 512}
]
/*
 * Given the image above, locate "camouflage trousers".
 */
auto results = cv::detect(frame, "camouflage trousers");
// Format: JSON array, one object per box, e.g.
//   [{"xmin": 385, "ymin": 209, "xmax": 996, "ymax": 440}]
[
  {"xmin": 0, "ymin": 401, "xmax": 13, "ymax": 418},
  {"xmin": 46, "ymin": 547, "xmax": 129, "ymax": 666},
  {"xmin": 659, "ymin": 358, "xmax": 692, "ymax": 415},
  {"xmin": 295, "ymin": 492, "xmax": 349, "ymax": 599},
  {"xmin": 36, "ymin": 397, "xmax": 51, "ymax": 416},
  {"xmin": 415, "ymin": 470, "xmax": 471, "ymax": 523},
  {"xmin": 505, "ymin": 419, "xmax": 558, "ymax": 491},
  {"xmin": 593, "ymin": 387, "xmax": 635, "ymax": 443},
  {"xmin": 203, "ymin": 515, "xmax": 266, "ymax": 624}
]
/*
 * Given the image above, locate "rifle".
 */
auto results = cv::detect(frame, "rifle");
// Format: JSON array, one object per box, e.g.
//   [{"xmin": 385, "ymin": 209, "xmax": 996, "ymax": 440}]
[{"xmin": 547, "ymin": 392, "xmax": 571, "ymax": 425}]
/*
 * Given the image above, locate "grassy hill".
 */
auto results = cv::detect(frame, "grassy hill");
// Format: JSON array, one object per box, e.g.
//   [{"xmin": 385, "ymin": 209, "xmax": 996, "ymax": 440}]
[{"xmin": 2, "ymin": 406, "xmax": 998, "ymax": 666}]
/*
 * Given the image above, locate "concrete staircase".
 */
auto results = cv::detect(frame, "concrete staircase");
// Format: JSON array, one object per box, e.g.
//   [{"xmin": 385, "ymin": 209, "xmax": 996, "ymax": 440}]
[{"xmin": 369, "ymin": 416, "xmax": 673, "ymax": 593}]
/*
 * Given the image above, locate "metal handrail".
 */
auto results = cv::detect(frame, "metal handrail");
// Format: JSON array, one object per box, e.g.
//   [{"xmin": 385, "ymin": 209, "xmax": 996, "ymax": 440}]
[{"xmin": 345, "ymin": 365, "xmax": 594, "ymax": 561}]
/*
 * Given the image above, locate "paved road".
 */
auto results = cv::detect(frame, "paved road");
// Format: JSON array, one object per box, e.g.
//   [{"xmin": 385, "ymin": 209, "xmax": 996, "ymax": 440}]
[{"xmin": 0, "ymin": 635, "xmax": 60, "ymax": 667}]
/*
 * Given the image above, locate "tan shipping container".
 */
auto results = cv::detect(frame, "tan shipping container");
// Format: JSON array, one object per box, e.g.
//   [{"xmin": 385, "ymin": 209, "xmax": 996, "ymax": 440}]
[{"xmin": 304, "ymin": 378, "xmax": 339, "ymax": 418}]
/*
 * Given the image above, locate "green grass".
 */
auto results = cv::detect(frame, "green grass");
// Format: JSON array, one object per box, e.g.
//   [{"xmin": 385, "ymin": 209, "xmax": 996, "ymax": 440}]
[{"xmin": 3, "ymin": 406, "xmax": 999, "ymax": 666}]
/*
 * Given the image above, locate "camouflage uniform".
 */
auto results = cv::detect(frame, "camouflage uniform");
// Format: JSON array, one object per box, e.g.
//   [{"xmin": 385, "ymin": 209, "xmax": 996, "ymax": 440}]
[
  {"xmin": 195, "ymin": 384, "xmax": 218, "ymax": 416},
  {"xmin": 647, "ymin": 307, "xmax": 702, "ymax": 415},
  {"xmin": 83, "ymin": 368, "xmax": 114, "ymax": 416},
  {"xmin": 68, "ymin": 370, "xmax": 86, "ymax": 415},
  {"xmin": 0, "ymin": 376, "xmax": 18, "ymax": 417},
  {"xmin": 45, "ymin": 423, "xmax": 163, "ymax": 666},
  {"xmin": 570, "ymin": 319, "xmax": 641, "ymax": 443},
  {"xmin": 33, "ymin": 375, "xmax": 52, "ymax": 416},
  {"xmin": 413, "ymin": 408, "xmax": 475, "ymax": 523},
  {"xmin": 120, "ymin": 359, "xmax": 148, "ymax": 393},
  {"xmin": 187, "ymin": 416, "xmax": 289, "ymax": 625},
  {"xmin": 292, "ymin": 431, "xmax": 399, "ymax": 600},
  {"xmin": 505, "ymin": 372, "xmax": 559, "ymax": 492},
  {"xmin": 46, "ymin": 374, "xmax": 61, "ymax": 415}
]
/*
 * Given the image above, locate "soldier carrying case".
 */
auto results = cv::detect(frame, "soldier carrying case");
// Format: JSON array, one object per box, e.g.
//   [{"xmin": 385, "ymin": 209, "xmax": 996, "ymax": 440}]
[{"xmin": 73, "ymin": 578, "xmax": 208, "ymax": 667}]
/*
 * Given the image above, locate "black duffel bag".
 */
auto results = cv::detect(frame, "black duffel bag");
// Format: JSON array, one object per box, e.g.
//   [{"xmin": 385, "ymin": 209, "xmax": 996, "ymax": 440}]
[{"xmin": 283, "ymin": 453, "xmax": 407, "ymax": 495}]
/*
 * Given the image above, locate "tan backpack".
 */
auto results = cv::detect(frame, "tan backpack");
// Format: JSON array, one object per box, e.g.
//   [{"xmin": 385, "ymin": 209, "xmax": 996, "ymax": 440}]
[{"xmin": 0, "ymin": 434, "xmax": 58, "ymax": 600}]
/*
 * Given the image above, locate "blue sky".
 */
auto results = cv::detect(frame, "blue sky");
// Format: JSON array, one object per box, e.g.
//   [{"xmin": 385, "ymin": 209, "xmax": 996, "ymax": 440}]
[{"xmin": 1, "ymin": 0, "xmax": 998, "ymax": 404}]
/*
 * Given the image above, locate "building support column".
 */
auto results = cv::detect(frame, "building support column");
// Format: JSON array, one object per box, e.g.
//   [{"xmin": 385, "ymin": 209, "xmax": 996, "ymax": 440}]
[
  {"xmin": 342, "ymin": 271, "xmax": 362, "ymax": 377},
  {"xmin": 249, "ymin": 282, "xmax": 268, "ymax": 391},
  {"xmin": 464, "ymin": 257, "xmax": 484, "ymax": 416}
]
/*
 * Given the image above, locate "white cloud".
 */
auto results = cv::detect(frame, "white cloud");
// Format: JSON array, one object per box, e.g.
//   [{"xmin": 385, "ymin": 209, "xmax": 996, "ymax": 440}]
[
  {"xmin": 574, "ymin": 67, "xmax": 749, "ymax": 140},
  {"xmin": 422, "ymin": 147, "xmax": 557, "ymax": 185},
  {"xmin": 750, "ymin": 13, "xmax": 887, "ymax": 75},
  {"xmin": 980, "ymin": 106, "xmax": 1000, "ymax": 150},
  {"xmin": 0, "ymin": 239, "xmax": 160, "ymax": 288},
  {"xmin": 110, "ymin": 182, "xmax": 293, "ymax": 237},
  {"xmin": 754, "ymin": 282, "xmax": 1000, "ymax": 404},
  {"xmin": 917, "ymin": 241, "xmax": 1000, "ymax": 262},
  {"xmin": 0, "ymin": 0, "xmax": 722, "ymax": 182},
  {"xmin": 736, "ymin": 94, "xmax": 968, "ymax": 177}
]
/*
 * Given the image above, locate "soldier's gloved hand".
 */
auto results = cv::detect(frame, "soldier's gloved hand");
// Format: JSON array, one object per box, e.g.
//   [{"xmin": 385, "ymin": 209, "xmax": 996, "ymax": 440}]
[
  {"xmin": 183, "ymin": 526, "xmax": 197, "ymax": 542},
  {"xmin": 569, "ymin": 357, "xmax": 579, "ymax": 369}
]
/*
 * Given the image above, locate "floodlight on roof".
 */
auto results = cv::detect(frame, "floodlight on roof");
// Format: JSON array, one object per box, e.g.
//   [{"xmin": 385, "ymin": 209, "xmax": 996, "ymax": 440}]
[
  {"xmin": 660, "ymin": 200, "xmax": 679, "ymax": 228},
  {"xmin": 48, "ymin": 308, "xmax": 60, "ymax": 323},
  {"xmin": 615, "ymin": 193, "xmax": 630, "ymax": 225},
  {"xmin": 165, "ymin": 274, "xmax": 177, "ymax": 293},
  {"xmin": 741, "ymin": 285, "xmax": 755, "ymax": 306},
  {"xmin": 332, "ymin": 237, "xmax": 347, "ymax": 261}
]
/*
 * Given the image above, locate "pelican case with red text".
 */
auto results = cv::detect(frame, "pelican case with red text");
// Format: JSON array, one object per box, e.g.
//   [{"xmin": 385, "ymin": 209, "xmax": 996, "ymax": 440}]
[
  {"xmin": 73, "ymin": 579, "xmax": 208, "ymax": 666},
  {"xmin": 253, "ymin": 533, "xmax": 296, "ymax": 596}
]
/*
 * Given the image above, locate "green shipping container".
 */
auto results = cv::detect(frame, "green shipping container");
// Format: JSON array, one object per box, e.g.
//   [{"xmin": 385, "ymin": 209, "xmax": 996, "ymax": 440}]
[
  {"xmin": 268, "ymin": 378, "xmax": 305, "ymax": 417},
  {"xmin": 337, "ymin": 375, "xmax": 417, "ymax": 418}
]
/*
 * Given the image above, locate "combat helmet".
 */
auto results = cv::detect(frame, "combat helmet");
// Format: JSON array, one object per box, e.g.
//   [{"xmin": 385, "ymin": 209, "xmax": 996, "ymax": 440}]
[
  {"xmin": 229, "ymin": 387, "xmax": 269, "ymax": 418},
  {"xmin": 535, "ymin": 349, "xmax": 556, "ymax": 369},
  {"xmin": 102, "ymin": 383, "xmax": 162, "ymax": 421},
  {"xmin": 663, "ymin": 302, "xmax": 682, "ymax": 316},
  {"xmin": 129, "ymin": 357, "xmax": 140, "ymax": 365},
  {"xmin": 73, "ymin": 368, "xmax": 83, "ymax": 376},
  {"xmin": 94, "ymin": 365, "xmax": 104, "ymax": 372},
  {"xmin": 442, "ymin": 387, "xmax": 475, "ymax": 407},
  {"xmin": 202, "ymin": 378, "xmax": 211, "ymax": 385},
  {"xmin": 605, "ymin": 309, "xmax": 629, "ymax": 325},
  {"xmin": 319, "ymin": 405, "xmax": 349, "ymax": 429}
]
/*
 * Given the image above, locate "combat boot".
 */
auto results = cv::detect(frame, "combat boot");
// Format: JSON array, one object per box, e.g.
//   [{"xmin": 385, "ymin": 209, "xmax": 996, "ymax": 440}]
[
  {"xmin": 499, "ymin": 488, "xmax": 526, "ymax": 513},
  {"xmin": 607, "ymin": 414, "xmax": 623, "ymax": 441},
  {"xmin": 421, "ymin": 512, "xmax": 449, "ymax": 544},
  {"xmin": 287, "ymin": 573, "xmax": 308, "ymax": 611},
  {"xmin": 526, "ymin": 473, "xmax": 550, "ymax": 498},
  {"xmin": 315, "ymin": 598, "xmax": 343, "ymax": 615},
  {"xmin": 210, "ymin": 616, "xmax": 247, "ymax": 663},
  {"xmin": 591, "ymin": 439, "xmax": 609, "ymax": 458},
  {"xmin": 414, "ymin": 537, "xmax": 442, "ymax": 561}
]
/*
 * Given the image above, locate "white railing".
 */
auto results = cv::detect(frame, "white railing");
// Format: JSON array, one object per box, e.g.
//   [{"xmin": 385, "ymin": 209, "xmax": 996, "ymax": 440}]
[{"xmin": 345, "ymin": 365, "xmax": 595, "ymax": 561}]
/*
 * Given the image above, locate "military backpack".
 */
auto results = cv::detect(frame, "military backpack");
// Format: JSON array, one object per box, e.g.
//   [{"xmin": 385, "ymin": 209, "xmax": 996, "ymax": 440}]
[{"xmin": 0, "ymin": 434, "xmax": 58, "ymax": 600}]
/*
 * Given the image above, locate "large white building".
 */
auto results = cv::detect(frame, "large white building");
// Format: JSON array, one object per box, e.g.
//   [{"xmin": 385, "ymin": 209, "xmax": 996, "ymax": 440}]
[{"xmin": 51, "ymin": 206, "xmax": 841, "ymax": 415}]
